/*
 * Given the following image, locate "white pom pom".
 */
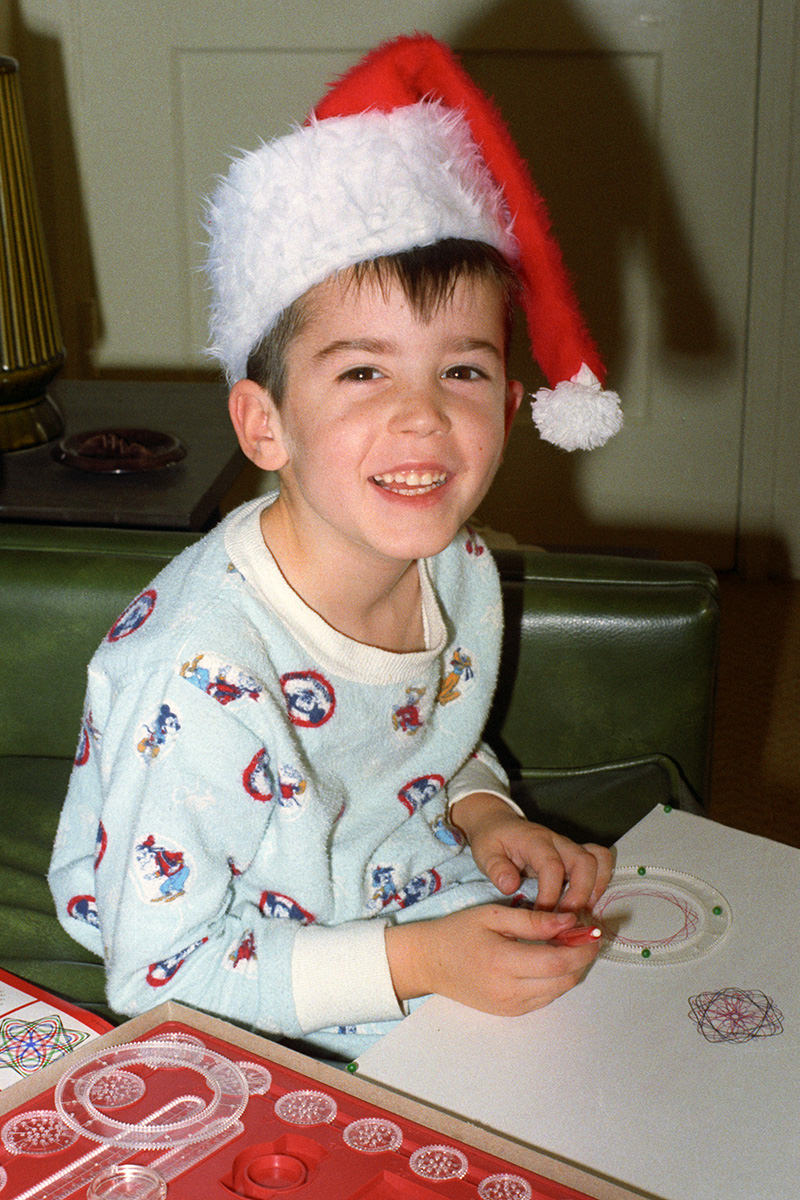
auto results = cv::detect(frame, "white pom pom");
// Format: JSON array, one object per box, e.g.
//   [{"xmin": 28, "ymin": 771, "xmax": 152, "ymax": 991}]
[{"xmin": 530, "ymin": 364, "xmax": 623, "ymax": 451}]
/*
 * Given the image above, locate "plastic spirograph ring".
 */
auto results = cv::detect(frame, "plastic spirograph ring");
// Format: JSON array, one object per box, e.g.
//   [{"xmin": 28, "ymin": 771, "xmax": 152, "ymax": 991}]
[
  {"xmin": 274, "ymin": 1090, "xmax": 337, "ymax": 1126},
  {"xmin": 342, "ymin": 1117, "xmax": 403, "ymax": 1153},
  {"xmin": 593, "ymin": 866, "xmax": 732, "ymax": 965},
  {"xmin": 478, "ymin": 1175, "xmax": 533, "ymax": 1200},
  {"xmin": 235, "ymin": 1061, "xmax": 272, "ymax": 1095},
  {"xmin": 409, "ymin": 1144, "xmax": 469, "ymax": 1181},
  {"xmin": 54, "ymin": 1039, "xmax": 248, "ymax": 1149},
  {"xmin": 1, "ymin": 1109, "xmax": 78, "ymax": 1156},
  {"xmin": 87, "ymin": 1069, "xmax": 146, "ymax": 1110}
]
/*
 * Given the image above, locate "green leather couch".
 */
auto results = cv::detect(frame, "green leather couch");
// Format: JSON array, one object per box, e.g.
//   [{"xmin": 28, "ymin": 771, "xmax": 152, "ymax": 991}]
[{"xmin": 0, "ymin": 522, "xmax": 719, "ymax": 1021}]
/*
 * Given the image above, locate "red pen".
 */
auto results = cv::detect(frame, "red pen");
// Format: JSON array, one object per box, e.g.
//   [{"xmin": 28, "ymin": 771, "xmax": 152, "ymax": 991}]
[{"xmin": 552, "ymin": 924, "xmax": 603, "ymax": 946}]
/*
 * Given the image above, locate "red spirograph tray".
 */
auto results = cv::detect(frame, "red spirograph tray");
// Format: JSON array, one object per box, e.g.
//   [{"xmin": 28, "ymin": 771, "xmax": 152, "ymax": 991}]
[{"xmin": 0, "ymin": 1020, "xmax": 597, "ymax": 1200}]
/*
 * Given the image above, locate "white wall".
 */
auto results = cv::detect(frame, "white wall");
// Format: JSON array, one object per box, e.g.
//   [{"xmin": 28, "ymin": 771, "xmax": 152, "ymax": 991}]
[
  {"xmin": 741, "ymin": 0, "xmax": 800, "ymax": 579},
  {"xmin": 6, "ymin": 0, "xmax": 799, "ymax": 576}
]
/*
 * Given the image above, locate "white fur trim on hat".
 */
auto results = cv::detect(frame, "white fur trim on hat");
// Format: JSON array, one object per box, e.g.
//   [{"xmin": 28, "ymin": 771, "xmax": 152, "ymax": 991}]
[
  {"xmin": 531, "ymin": 364, "xmax": 623, "ymax": 451},
  {"xmin": 205, "ymin": 102, "xmax": 518, "ymax": 384}
]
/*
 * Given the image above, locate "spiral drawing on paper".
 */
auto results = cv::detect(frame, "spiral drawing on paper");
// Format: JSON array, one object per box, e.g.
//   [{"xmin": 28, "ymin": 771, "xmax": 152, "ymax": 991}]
[{"xmin": 688, "ymin": 988, "xmax": 784, "ymax": 1043}]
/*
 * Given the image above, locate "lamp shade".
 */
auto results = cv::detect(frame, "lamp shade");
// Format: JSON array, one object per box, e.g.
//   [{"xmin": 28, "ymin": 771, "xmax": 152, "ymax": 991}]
[{"xmin": 0, "ymin": 55, "xmax": 65, "ymax": 450}]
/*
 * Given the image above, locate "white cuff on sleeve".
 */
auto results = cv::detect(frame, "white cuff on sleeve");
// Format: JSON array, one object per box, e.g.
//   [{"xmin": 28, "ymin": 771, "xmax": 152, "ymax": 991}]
[
  {"xmin": 447, "ymin": 756, "xmax": 525, "ymax": 819},
  {"xmin": 291, "ymin": 918, "xmax": 404, "ymax": 1035}
]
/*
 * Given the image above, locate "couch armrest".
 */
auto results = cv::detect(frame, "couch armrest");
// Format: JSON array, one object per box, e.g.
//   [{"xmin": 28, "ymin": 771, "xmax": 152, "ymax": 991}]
[{"xmin": 488, "ymin": 549, "xmax": 720, "ymax": 810}]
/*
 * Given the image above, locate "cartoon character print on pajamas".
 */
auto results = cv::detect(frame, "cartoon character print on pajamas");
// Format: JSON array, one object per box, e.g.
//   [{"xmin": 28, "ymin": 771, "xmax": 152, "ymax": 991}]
[
  {"xmin": 94, "ymin": 821, "xmax": 107, "ymax": 870},
  {"xmin": 74, "ymin": 710, "xmax": 99, "ymax": 766},
  {"xmin": 437, "ymin": 647, "xmax": 474, "ymax": 706},
  {"xmin": 396, "ymin": 869, "xmax": 442, "ymax": 908},
  {"xmin": 74, "ymin": 725, "xmax": 91, "ymax": 767},
  {"xmin": 180, "ymin": 654, "xmax": 263, "ymax": 705},
  {"xmin": 369, "ymin": 865, "xmax": 443, "ymax": 911},
  {"xmin": 397, "ymin": 776, "xmax": 462, "ymax": 846},
  {"xmin": 431, "ymin": 814, "xmax": 463, "ymax": 847},
  {"xmin": 369, "ymin": 865, "xmax": 400, "ymax": 911},
  {"xmin": 107, "ymin": 589, "xmax": 157, "ymax": 642},
  {"xmin": 280, "ymin": 671, "xmax": 336, "ymax": 728},
  {"xmin": 243, "ymin": 748, "xmax": 274, "ymax": 802},
  {"xmin": 391, "ymin": 685, "xmax": 427, "ymax": 734},
  {"xmin": 242, "ymin": 751, "xmax": 308, "ymax": 811},
  {"xmin": 137, "ymin": 703, "xmax": 180, "ymax": 760},
  {"xmin": 147, "ymin": 936, "xmax": 208, "ymax": 988},
  {"xmin": 259, "ymin": 891, "xmax": 315, "ymax": 924},
  {"xmin": 397, "ymin": 774, "xmax": 445, "ymax": 815},
  {"xmin": 277, "ymin": 764, "xmax": 307, "ymax": 811},
  {"xmin": 464, "ymin": 525, "xmax": 486, "ymax": 557},
  {"xmin": 226, "ymin": 930, "xmax": 257, "ymax": 976},
  {"xmin": 66, "ymin": 894, "xmax": 100, "ymax": 929},
  {"xmin": 134, "ymin": 834, "xmax": 191, "ymax": 902}
]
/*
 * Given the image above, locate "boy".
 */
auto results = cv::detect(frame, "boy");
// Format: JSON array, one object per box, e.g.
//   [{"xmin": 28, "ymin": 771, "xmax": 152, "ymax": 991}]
[{"xmin": 49, "ymin": 35, "xmax": 622, "ymax": 1059}]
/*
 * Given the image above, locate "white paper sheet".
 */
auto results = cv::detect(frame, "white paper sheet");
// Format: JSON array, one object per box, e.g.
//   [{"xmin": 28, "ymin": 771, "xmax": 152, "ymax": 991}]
[{"xmin": 359, "ymin": 807, "xmax": 800, "ymax": 1200}]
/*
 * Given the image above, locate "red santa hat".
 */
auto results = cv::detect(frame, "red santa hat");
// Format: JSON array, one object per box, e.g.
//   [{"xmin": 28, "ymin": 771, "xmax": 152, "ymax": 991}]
[{"xmin": 205, "ymin": 33, "xmax": 621, "ymax": 450}]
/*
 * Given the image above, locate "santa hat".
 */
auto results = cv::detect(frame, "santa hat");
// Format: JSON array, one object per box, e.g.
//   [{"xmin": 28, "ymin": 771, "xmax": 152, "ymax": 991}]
[{"xmin": 205, "ymin": 34, "xmax": 621, "ymax": 451}]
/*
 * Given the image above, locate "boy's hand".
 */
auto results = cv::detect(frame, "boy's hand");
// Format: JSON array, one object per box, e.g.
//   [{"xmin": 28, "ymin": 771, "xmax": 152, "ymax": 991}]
[
  {"xmin": 450, "ymin": 793, "xmax": 613, "ymax": 911},
  {"xmin": 385, "ymin": 905, "xmax": 600, "ymax": 1015}
]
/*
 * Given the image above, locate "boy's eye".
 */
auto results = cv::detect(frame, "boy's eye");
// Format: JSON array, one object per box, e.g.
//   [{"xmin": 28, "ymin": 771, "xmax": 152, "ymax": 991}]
[
  {"xmin": 442, "ymin": 364, "xmax": 489, "ymax": 381},
  {"xmin": 339, "ymin": 366, "xmax": 383, "ymax": 382}
]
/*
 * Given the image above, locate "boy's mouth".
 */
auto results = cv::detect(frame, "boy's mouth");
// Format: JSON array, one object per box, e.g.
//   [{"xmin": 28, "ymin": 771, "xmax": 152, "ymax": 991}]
[{"xmin": 371, "ymin": 470, "xmax": 448, "ymax": 496}]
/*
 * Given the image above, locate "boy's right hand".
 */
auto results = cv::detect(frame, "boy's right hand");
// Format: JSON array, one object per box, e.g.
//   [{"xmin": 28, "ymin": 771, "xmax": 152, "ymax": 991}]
[{"xmin": 385, "ymin": 905, "xmax": 601, "ymax": 1017}]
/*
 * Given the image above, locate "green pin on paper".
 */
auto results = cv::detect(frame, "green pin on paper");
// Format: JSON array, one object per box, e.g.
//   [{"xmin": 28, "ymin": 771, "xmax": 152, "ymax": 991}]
[
  {"xmin": 637, "ymin": 866, "xmax": 647, "ymax": 876},
  {"xmin": 641, "ymin": 948, "xmax": 651, "ymax": 958}
]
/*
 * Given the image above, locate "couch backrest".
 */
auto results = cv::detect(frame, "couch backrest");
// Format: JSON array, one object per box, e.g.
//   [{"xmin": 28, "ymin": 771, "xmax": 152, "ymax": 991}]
[
  {"xmin": 0, "ymin": 524, "xmax": 198, "ymax": 759},
  {"xmin": 490, "ymin": 549, "xmax": 719, "ymax": 805},
  {"xmin": 0, "ymin": 525, "xmax": 719, "ymax": 806}
]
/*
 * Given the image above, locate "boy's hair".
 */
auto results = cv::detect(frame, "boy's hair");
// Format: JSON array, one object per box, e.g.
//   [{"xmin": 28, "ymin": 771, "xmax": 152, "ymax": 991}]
[{"xmin": 246, "ymin": 238, "xmax": 519, "ymax": 403}]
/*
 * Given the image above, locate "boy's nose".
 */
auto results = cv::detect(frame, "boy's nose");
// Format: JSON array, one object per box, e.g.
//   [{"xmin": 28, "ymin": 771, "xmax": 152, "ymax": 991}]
[{"xmin": 389, "ymin": 384, "xmax": 451, "ymax": 435}]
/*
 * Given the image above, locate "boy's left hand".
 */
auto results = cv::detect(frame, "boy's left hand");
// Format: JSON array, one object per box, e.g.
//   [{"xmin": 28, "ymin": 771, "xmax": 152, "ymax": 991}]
[{"xmin": 450, "ymin": 793, "xmax": 613, "ymax": 912}]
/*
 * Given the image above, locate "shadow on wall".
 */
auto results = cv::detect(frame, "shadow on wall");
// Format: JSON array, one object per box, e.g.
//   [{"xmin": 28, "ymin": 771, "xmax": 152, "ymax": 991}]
[{"xmin": 451, "ymin": 1, "xmax": 734, "ymax": 556}]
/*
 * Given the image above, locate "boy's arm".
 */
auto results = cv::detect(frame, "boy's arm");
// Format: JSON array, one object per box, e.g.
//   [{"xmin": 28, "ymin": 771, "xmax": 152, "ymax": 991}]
[
  {"xmin": 50, "ymin": 666, "xmax": 305, "ymax": 1039},
  {"xmin": 447, "ymin": 749, "xmax": 525, "ymax": 817}
]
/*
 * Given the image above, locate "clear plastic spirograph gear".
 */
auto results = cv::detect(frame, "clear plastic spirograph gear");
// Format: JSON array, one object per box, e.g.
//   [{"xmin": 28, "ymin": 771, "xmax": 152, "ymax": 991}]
[
  {"xmin": 54, "ymin": 1038, "xmax": 249, "ymax": 1149},
  {"xmin": 593, "ymin": 866, "xmax": 733, "ymax": 964}
]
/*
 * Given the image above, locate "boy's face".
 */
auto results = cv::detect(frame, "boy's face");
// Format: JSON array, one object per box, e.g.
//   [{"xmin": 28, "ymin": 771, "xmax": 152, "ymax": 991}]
[{"xmin": 242, "ymin": 270, "xmax": 522, "ymax": 569}]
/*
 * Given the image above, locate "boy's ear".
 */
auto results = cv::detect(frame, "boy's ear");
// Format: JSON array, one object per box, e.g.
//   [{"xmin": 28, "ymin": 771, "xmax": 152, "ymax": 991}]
[
  {"xmin": 228, "ymin": 379, "xmax": 289, "ymax": 470},
  {"xmin": 504, "ymin": 379, "xmax": 525, "ymax": 441}
]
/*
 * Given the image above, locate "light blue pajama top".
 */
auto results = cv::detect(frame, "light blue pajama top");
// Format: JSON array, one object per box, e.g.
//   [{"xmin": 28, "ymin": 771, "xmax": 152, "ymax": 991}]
[{"xmin": 49, "ymin": 498, "xmax": 525, "ymax": 1059}]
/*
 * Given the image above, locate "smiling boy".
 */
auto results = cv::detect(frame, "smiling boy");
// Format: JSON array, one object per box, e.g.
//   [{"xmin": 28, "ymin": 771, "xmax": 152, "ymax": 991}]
[
  {"xmin": 231, "ymin": 253, "xmax": 523, "ymax": 645},
  {"xmin": 49, "ymin": 35, "xmax": 622, "ymax": 1059}
]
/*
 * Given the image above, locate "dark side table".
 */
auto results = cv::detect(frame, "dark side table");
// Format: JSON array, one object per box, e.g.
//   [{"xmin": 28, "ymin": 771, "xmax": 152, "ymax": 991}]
[{"xmin": 0, "ymin": 380, "xmax": 245, "ymax": 531}]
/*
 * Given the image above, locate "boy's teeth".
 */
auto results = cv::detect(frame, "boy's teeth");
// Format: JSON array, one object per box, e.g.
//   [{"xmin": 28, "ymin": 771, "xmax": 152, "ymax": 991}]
[{"xmin": 374, "ymin": 470, "xmax": 446, "ymax": 488}]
